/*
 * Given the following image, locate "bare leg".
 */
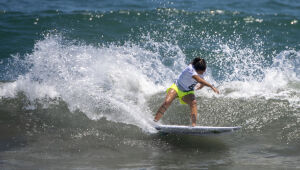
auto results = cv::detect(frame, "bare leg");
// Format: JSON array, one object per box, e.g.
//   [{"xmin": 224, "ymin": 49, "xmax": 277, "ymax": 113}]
[
  {"xmin": 154, "ymin": 89, "xmax": 178, "ymax": 122},
  {"xmin": 182, "ymin": 94, "xmax": 197, "ymax": 126}
]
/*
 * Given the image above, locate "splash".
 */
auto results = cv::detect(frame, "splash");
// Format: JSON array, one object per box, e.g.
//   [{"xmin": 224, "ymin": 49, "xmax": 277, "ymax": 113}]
[
  {"xmin": 214, "ymin": 44, "xmax": 300, "ymax": 108},
  {"xmin": 0, "ymin": 34, "xmax": 187, "ymax": 133},
  {"xmin": 0, "ymin": 32, "xmax": 299, "ymax": 135}
]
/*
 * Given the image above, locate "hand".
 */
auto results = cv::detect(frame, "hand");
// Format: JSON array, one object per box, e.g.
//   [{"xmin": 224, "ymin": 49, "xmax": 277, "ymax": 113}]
[{"xmin": 212, "ymin": 87, "xmax": 219, "ymax": 94}]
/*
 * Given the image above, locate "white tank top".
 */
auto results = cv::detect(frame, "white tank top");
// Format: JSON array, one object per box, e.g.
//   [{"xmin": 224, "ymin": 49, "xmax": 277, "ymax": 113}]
[{"xmin": 175, "ymin": 64, "xmax": 204, "ymax": 92}]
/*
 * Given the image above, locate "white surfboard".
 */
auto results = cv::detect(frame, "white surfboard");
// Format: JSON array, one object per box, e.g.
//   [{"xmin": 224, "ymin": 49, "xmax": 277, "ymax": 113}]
[{"xmin": 155, "ymin": 125, "xmax": 241, "ymax": 135}]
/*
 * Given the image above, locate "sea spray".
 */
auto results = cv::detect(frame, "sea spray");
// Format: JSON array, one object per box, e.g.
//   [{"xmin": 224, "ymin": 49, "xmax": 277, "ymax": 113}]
[
  {"xmin": 0, "ymin": 35, "xmax": 188, "ymax": 133},
  {"xmin": 1, "ymin": 34, "xmax": 300, "ymax": 133}
]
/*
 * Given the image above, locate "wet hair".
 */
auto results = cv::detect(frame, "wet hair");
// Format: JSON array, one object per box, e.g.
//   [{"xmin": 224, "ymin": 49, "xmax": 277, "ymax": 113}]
[{"xmin": 191, "ymin": 57, "xmax": 206, "ymax": 71}]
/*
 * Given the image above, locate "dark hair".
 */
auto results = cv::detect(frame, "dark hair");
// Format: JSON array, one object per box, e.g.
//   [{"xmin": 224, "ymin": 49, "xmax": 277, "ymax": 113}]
[{"xmin": 191, "ymin": 57, "xmax": 206, "ymax": 71}]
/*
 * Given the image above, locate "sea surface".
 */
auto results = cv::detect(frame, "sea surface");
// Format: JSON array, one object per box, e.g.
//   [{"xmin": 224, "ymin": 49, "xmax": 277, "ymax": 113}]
[{"xmin": 0, "ymin": 0, "xmax": 300, "ymax": 169}]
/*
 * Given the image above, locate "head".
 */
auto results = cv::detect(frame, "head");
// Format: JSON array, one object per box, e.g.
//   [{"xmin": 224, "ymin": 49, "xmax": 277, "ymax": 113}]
[{"xmin": 192, "ymin": 57, "xmax": 206, "ymax": 74}]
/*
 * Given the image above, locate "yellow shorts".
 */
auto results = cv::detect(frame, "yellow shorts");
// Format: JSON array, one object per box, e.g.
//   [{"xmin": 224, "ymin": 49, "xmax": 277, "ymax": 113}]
[{"xmin": 167, "ymin": 83, "xmax": 194, "ymax": 105}]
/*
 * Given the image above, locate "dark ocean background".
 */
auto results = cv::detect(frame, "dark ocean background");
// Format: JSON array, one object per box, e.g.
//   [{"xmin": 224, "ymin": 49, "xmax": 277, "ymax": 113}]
[{"xmin": 0, "ymin": 0, "xmax": 300, "ymax": 169}]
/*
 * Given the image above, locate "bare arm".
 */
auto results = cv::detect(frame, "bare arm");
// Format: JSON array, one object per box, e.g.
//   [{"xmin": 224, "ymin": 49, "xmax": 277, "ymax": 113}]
[
  {"xmin": 195, "ymin": 83, "xmax": 205, "ymax": 90},
  {"xmin": 192, "ymin": 75, "xmax": 219, "ymax": 94}
]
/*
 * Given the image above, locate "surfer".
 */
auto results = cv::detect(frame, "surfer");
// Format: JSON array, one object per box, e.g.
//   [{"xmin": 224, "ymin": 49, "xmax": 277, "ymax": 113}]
[{"xmin": 154, "ymin": 57, "xmax": 219, "ymax": 126}]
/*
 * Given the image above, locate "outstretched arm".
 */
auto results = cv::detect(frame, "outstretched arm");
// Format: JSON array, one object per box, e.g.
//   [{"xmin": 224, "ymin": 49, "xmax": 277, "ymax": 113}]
[
  {"xmin": 192, "ymin": 75, "xmax": 219, "ymax": 94},
  {"xmin": 195, "ymin": 83, "xmax": 205, "ymax": 90}
]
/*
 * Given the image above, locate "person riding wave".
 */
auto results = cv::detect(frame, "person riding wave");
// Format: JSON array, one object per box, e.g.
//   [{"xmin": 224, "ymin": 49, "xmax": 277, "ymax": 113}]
[{"xmin": 154, "ymin": 57, "xmax": 219, "ymax": 126}]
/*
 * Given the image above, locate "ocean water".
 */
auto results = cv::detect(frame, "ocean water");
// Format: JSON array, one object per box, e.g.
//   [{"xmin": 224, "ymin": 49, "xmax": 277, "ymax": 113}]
[{"xmin": 0, "ymin": 0, "xmax": 300, "ymax": 169}]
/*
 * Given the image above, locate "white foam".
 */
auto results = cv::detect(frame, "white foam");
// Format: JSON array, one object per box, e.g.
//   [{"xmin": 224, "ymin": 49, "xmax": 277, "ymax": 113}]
[
  {"xmin": 217, "ymin": 48, "xmax": 300, "ymax": 108},
  {"xmin": 1, "ymin": 34, "xmax": 299, "ymax": 132},
  {"xmin": 0, "ymin": 35, "xmax": 186, "ymax": 133}
]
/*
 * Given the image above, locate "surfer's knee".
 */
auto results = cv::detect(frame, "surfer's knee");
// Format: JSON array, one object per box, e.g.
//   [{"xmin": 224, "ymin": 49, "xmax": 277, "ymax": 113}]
[{"xmin": 189, "ymin": 100, "xmax": 197, "ymax": 107}]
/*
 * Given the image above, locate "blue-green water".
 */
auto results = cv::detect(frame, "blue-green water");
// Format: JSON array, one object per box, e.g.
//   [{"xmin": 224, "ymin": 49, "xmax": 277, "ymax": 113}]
[{"xmin": 0, "ymin": 0, "xmax": 300, "ymax": 169}]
